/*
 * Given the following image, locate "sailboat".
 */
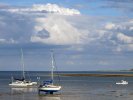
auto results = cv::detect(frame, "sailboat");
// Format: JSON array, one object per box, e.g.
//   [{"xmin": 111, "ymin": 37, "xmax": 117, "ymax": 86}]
[
  {"xmin": 116, "ymin": 80, "xmax": 128, "ymax": 85},
  {"xmin": 38, "ymin": 51, "xmax": 61, "ymax": 94},
  {"xmin": 9, "ymin": 49, "xmax": 37, "ymax": 87}
]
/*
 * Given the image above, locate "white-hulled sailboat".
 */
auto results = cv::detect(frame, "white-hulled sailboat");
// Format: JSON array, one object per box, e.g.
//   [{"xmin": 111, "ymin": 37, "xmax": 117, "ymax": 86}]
[
  {"xmin": 9, "ymin": 49, "xmax": 37, "ymax": 87},
  {"xmin": 38, "ymin": 51, "xmax": 61, "ymax": 94}
]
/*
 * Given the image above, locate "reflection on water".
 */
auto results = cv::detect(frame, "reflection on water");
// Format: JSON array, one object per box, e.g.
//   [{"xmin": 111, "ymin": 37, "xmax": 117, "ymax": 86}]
[
  {"xmin": 38, "ymin": 95, "xmax": 61, "ymax": 100},
  {"xmin": 11, "ymin": 87, "xmax": 37, "ymax": 93},
  {"xmin": 9, "ymin": 88, "xmax": 61, "ymax": 100}
]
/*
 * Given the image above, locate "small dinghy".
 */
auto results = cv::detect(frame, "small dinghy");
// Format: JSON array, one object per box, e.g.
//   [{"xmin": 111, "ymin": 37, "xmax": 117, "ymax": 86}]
[{"xmin": 116, "ymin": 80, "xmax": 128, "ymax": 85}]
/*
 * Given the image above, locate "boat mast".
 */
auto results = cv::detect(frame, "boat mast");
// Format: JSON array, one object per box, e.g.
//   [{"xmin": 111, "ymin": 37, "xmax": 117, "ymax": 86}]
[
  {"xmin": 51, "ymin": 50, "xmax": 55, "ymax": 85},
  {"xmin": 21, "ymin": 48, "xmax": 25, "ymax": 79}
]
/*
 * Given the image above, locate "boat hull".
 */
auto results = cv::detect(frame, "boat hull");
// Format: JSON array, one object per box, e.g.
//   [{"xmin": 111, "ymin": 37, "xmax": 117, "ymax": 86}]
[
  {"xmin": 116, "ymin": 80, "xmax": 128, "ymax": 85},
  {"xmin": 9, "ymin": 83, "xmax": 33, "ymax": 87},
  {"xmin": 9, "ymin": 81, "xmax": 37, "ymax": 88},
  {"xmin": 116, "ymin": 83, "xmax": 128, "ymax": 85},
  {"xmin": 38, "ymin": 85, "xmax": 61, "ymax": 93}
]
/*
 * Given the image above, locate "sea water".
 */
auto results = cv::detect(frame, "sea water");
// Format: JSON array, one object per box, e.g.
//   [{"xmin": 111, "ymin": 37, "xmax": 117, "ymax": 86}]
[{"xmin": 0, "ymin": 71, "xmax": 133, "ymax": 100}]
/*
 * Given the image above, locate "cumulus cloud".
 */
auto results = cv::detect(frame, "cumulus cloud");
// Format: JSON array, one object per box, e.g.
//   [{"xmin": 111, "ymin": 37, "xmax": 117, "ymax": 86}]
[
  {"xmin": 1, "ymin": 3, "xmax": 133, "ymax": 53},
  {"xmin": 31, "ymin": 15, "xmax": 87, "ymax": 45},
  {"xmin": 105, "ymin": 22, "xmax": 127, "ymax": 31},
  {"xmin": 3, "ymin": 3, "xmax": 80, "ymax": 15},
  {"xmin": 0, "ymin": 3, "xmax": 82, "ymax": 46},
  {"xmin": 105, "ymin": 23, "xmax": 116, "ymax": 30},
  {"xmin": 117, "ymin": 33, "xmax": 133, "ymax": 44},
  {"xmin": 75, "ymin": 19, "xmax": 132, "ymax": 52},
  {"xmin": 1, "ymin": 1, "xmax": 133, "ymax": 71},
  {"xmin": 32, "ymin": 3, "xmax": 80, "ymax": 15}
]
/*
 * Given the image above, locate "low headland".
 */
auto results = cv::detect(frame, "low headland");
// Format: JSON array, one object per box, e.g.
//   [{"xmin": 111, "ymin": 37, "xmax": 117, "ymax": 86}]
[
  {"xmin": 60, "ymin": 73, "xmax": 133, "ymax": 77},
  {"xmin": 59, "ymin": 70, "xmax": 133, "ymax": 77}
]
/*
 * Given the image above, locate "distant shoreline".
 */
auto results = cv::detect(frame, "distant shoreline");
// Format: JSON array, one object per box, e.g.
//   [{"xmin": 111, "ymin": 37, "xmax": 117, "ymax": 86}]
[
  {"xmin": 0, "ymin": 70, "xmax": 133, "ymax": 72},
  {"xmin": 60, "ymin": 74, "xmax": 133, "ymax": 77}
]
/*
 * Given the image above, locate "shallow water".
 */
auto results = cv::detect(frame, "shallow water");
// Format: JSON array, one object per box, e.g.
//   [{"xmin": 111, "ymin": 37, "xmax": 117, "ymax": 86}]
[{"xmin": 0, "ymin": 71, "xmax": 133, "ymax": 100}]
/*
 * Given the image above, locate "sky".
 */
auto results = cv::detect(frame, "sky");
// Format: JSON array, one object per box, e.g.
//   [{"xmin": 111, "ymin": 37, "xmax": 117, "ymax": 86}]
[{"xmin": 0, "ymin": 0, "xmax": 133, "ymax": 71}]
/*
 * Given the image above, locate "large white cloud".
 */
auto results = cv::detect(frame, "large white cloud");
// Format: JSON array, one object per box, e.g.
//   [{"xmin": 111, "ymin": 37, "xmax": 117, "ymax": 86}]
[
  {"xmin": 31, "ymin": 15, "xmax": 87, "ymax": 45},
  {"xmin": 4, "ymin": 3, "xmax": 80, "ymax": 15},
  {"xmin": 32, "ymin": 3, "xmax": 80, "ymax": 15},
  {"xmin": 1, "ymin": 3, "xmax": 133, "ymax": 53}
]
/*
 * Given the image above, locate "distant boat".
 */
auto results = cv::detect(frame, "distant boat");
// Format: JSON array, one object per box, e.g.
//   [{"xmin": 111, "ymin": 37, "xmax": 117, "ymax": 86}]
[
  {"xmin": 116, "ymin": 80, "xmax": 128, "ymax": 85},
  {"xmin": 38, "ymin": 51, "xmax": 61, "ymax": 94},
  {"xmin": 9, "ymin": 49, "xmax": 37, "ymax": 87}
]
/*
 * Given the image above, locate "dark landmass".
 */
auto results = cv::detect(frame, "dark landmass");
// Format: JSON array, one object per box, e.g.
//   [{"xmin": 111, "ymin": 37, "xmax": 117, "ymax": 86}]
[
  {"xmin": 130, "ymin": 69, "xmax": 133, "ymax": 71},
  {"xmin": 60, "ymin": 74, "xmax": 133, "ymax": 77}
]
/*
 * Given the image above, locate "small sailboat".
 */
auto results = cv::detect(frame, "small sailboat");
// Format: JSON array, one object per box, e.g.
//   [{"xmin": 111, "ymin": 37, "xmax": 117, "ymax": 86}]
[
  {"xmin": 38, "ymin": 51, "xmax": 61, "ymax": 94},
  {"xmin": 116, "ymin": 80, "xmax": 128, "ymax": 85},
  {"xmin": 9, "ymin": 49, "xmax": 37, "ymax": 87}
]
